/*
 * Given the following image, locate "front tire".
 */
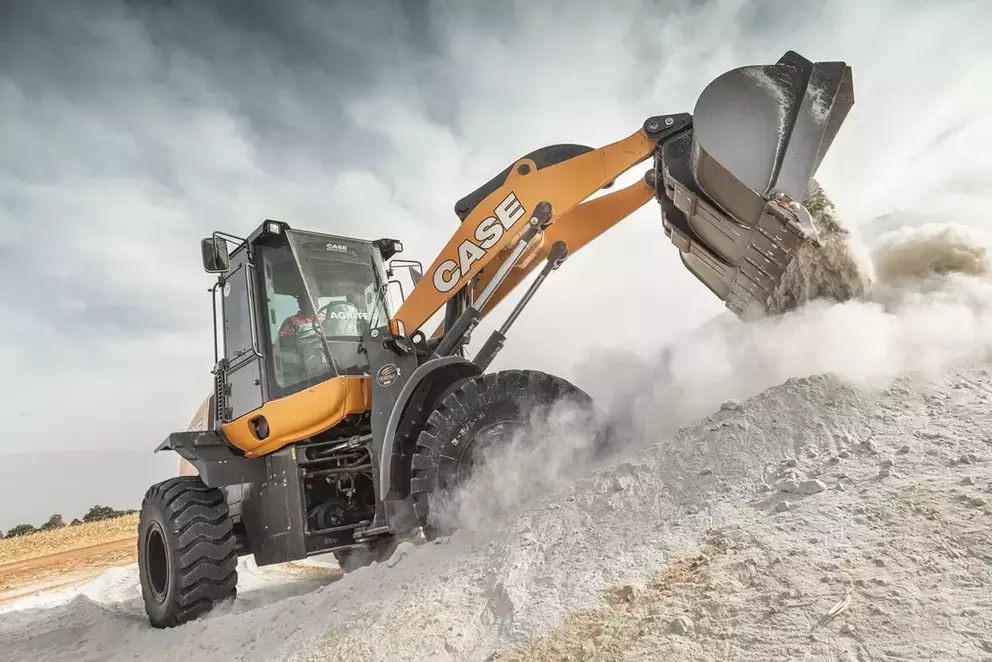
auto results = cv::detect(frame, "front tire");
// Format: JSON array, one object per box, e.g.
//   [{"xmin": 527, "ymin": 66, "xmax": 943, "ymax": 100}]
[
  {"xmin": 409, "ymin": 369, "xmax": 596, "ymax": 536},
  {"xmin": 138, "ymin": 476, "xmax": 238, "ymax": 628}
]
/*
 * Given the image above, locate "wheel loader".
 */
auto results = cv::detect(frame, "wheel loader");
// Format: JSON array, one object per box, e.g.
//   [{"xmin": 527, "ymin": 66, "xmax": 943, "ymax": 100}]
[{"xmin": 137, "ymin": 50, "xmax": 854, "ymax": 628}]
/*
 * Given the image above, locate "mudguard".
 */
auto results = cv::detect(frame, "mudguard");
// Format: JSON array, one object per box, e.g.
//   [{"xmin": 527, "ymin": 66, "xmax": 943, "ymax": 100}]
[
  {"xmin": 657, "ymin": 50, "xmax": 854, "ymax": 320},
  {"xmin": 156, "ymin": 431, "xmax": 266, "ymax": 488},
  {"xmin": 378, "ymin": 355, "xmax": 482, "ymax": 500}
]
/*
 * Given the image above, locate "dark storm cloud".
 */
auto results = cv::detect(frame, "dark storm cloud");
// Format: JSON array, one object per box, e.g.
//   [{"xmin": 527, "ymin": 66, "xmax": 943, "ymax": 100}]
[
  {"xmin": 1, "ymin": 0, "xmax": 443, "ymax": 341},
  {"xmin": 0, "ymin": 0, "xmax": 431, "ymax": 171},
  {"xmin": 2, "ymin": 0, "xmax": 990, "ymax": 471}
]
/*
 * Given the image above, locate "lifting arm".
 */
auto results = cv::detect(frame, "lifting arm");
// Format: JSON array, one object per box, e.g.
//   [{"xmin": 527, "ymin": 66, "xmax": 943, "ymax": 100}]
[{"xmin": 389, "ymin": 115, "xmax": 692, "ymax": 336}]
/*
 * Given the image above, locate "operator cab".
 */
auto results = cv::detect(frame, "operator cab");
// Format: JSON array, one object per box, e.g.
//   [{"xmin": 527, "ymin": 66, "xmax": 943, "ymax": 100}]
[{"xmin": 201, "ymin": 220, "xmax": 406, "ymax": 425}]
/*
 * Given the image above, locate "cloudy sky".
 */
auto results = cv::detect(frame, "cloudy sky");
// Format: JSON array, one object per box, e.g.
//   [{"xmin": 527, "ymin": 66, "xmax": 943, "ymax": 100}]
[{"xmin": 1, "ymin": 0, "xmax": 990, "ymax": 525}]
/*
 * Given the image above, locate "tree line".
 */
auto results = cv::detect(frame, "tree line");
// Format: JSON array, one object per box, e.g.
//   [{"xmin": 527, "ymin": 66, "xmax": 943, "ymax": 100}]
[{"xmin": 2, "ymin": 506, "xmax": 137, "ymax": 538}]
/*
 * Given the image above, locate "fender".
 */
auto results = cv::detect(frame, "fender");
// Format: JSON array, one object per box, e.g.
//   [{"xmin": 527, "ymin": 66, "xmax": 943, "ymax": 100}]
[
  {"xmin": 378, "ymin": 355, "xmax": 482, "ymax": 500},
  {"xmin": 156, "ymin": 431, "xmax": 267, "ymax": 488}
]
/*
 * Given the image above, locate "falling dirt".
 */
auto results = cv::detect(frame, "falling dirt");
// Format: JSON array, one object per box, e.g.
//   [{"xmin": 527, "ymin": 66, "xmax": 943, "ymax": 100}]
[{"xmin": 767, "ymin": 179, "xmax": 873, "ymax": 314}]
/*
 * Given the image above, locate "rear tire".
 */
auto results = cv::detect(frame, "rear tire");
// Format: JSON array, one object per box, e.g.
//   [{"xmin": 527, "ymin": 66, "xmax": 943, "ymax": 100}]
[
  {"xmin": 138, "ymin": 476, "xmax": 238, "ymax": 628},
  {"xmin": 409, "ymin": 369, "xmax": 595, "ymax": 537}
]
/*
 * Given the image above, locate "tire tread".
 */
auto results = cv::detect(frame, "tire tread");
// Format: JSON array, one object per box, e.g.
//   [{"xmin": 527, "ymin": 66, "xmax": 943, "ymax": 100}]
[{"xmin": 139, "ymin": 476, "xmax": 238, "ymax": 628}]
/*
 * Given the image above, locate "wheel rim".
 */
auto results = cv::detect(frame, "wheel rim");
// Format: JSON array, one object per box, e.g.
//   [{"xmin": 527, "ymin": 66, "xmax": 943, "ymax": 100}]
[
  {"xmin": 454, "ymin": 419, "xmax": 527, "ymax": 483},
  {"xmin": 145, "ymin": 521, "xmax": 169, "ymax": 601}
]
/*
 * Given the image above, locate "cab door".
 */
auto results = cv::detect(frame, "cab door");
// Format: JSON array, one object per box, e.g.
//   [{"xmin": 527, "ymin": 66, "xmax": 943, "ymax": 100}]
[{"xmin": 218, "ymin": 247, "xmax": 265, "ymax": 422}]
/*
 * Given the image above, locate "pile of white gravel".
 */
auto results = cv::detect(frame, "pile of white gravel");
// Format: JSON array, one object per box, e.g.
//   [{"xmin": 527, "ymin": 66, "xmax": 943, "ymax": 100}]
[{"xmin": 5, "ymin": 361, "xmax": 989, "ymax": 662}]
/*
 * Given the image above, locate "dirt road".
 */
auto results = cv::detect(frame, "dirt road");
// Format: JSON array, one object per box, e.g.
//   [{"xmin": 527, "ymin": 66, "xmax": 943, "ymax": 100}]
[{"xmin": 0, "ymin": 537, "xmax": 136, "ymax": 604}]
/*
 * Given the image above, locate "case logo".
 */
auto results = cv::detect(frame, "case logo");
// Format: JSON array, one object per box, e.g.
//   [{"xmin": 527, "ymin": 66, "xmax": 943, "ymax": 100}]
[{"xmin": 432, "ymin": 191, "xmax": 526, "ymax": 293}]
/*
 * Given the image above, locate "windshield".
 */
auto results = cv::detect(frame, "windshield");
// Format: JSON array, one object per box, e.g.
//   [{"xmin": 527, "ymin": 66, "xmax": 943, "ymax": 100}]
[
  {"xmin": 257, "ymin": 230, "xmax": 390, "ymax": 391},
  {"xmin": 286, "ymin": 230, "xmax": 390, "ymax": 334}
]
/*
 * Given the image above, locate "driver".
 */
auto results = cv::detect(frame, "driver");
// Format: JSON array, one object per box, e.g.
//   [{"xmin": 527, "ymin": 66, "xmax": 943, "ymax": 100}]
[{"xmin": 278, "ymin": 289, "xmax": 324, "ymax": 340}]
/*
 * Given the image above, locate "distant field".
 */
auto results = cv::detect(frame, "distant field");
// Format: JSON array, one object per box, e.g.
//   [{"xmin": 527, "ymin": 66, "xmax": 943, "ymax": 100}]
[{"xmin": 0, "ymin": 514, "xmax": 139, "ymax": 600}]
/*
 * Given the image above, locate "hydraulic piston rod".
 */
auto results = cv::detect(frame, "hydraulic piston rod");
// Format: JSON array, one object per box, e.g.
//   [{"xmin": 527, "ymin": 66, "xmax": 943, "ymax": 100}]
[
  {"xmin": 431, "ymin": 201, "xmax": 553, "ymax": 359},
  {"xmin": 472, "ymin": 240, "xmax": 569, "ymax": 371}
]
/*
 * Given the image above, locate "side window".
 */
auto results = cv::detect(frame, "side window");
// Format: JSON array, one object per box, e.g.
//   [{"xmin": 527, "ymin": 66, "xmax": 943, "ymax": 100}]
[
  {"xmin": 262, "ymin": 258, "xmax": 296, "ymax": 389},
  {"xmin": 269, "ymin": 293, "xmax": 300, "ymax": 345},
  {"xmin": 221, "ymin": 263, "xmax": 254, "ymax": 363}
]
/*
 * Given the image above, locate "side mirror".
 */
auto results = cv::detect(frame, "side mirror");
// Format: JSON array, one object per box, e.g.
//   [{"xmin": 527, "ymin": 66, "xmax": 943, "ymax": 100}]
[
  {"xmin": 409, "ymin": 265, "xmax": 423, "ymax": 287},
  {"xmin": 201, "ymin": 236, "xmax": 230, "ymax": 273}
]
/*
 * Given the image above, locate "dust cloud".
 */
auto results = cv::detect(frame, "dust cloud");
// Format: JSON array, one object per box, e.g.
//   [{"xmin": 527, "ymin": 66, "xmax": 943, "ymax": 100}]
[{"xmin": 437, "ymin": 186, "xmax": 992, "ymax": 537}]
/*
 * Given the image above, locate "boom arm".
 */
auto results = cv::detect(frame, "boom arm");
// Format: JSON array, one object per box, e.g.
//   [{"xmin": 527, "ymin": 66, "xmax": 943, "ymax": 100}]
[
  {"xmin": 390, "ymin": 115, "xmax": 691, "ymax": 335},
  {"xmin": 464, "ymin": 174, "xmax": 656, "ymax": 327}
]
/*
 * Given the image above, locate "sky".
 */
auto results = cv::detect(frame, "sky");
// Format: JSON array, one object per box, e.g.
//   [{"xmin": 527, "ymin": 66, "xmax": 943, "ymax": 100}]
[{"xmin": 1, "ymin": 0, "xmax": 991, "ymax": 527}]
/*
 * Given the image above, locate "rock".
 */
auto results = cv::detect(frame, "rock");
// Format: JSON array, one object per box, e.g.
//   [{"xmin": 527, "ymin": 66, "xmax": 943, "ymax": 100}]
[
  {"xmin": 618, "ymin": 584, "xmax": 640, "ymax": 603},
  {"xmin": 962, "ymin": 477, "xmax": 976, "ymax": 486},
  {"xmin": 721, "ymin": 399, "xmax": 743, "ymax": 411},
  {"xmin": 881, "ymin": 458, "xmax": 895, "ymax": 468},
  {"xmin": 799, "ymin": 479, "xmax": 827, "ymax": 495},
  {"xmin": 972, "ymin": 497, "xmax": 987, "ymax": 507},
  {"xmin": 838, "ymin": 450, "xmax": 850, "ymax": 459},
  {"xmin": 385, "ymin": 541, "xmax": 417, "ymax": 568},
  {"xmin": 782, "ymin": 458, "xmax": 798, "ymax": 468},
  {"xmin": 878, "ymin": 466, "xmax": 893, "ymax": 478},
  {"xmin": 777, "ymin": 479, "xmax": 800, "ymax": 493},
  {"xmin": 898, "ymin": 445, "xmax": 911, "ymax": 454},
  {"xmin": 959, "ymin": 454, "xmax": 974, "ymax": 465},
  {"xmin": 670, "ymin": 614, "xmax": 694, "ymax": 636},
  {"xmin": 774, "ymin": 501, "xmax": 792, "ymax": 513},
  {"xmin": 839, "ymin": 623, "xmax": 854, "ymax": 636},
  {"xmin": 699, "ymin": 468, "xmax": 713, "ymax": 476}
]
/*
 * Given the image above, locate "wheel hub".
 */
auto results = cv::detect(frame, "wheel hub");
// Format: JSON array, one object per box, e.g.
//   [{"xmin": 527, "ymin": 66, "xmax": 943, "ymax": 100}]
[
  {"xmin": 454, "ymin": 419, "xmax": 527, "ymax": 482},
  {"xmin": 144, "ymin": 521, "xmax": 169, "ymax": 602}
]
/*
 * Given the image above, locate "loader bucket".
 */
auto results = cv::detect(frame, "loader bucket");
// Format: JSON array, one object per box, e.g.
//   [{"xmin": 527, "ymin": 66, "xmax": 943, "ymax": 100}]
[{"xmin": 656, "ymin": 50, "xmax": 854, "ymax": 320}]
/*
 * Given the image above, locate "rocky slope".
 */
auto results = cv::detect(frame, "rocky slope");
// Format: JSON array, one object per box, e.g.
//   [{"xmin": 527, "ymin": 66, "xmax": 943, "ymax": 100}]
[{"xmin": 293, "ymin": 365, "xmax": 992, "ymax": 662}]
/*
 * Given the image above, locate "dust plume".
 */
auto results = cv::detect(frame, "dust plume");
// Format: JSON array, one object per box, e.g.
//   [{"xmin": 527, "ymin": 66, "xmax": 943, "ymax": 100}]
[
  {"xmin": 599, "ymin": 209, "xmax": 992, "ymax": 450},
  {"xmin": 436, "ymin": 192, "xmax": 992, "ymax": 537},
  {"xmin": 870, "ymin": 222, "xmax": 990, "ymax": 283},
  {"xmin": 422, "ymin": 396, "xmax": 605, "ymax": 535}
]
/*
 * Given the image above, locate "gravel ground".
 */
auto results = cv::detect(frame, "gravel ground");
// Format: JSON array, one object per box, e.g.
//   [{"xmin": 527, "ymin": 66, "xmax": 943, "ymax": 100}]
[{"xmin": 6, "ymin": 361, "xmax": 987, "ymax": 662}]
